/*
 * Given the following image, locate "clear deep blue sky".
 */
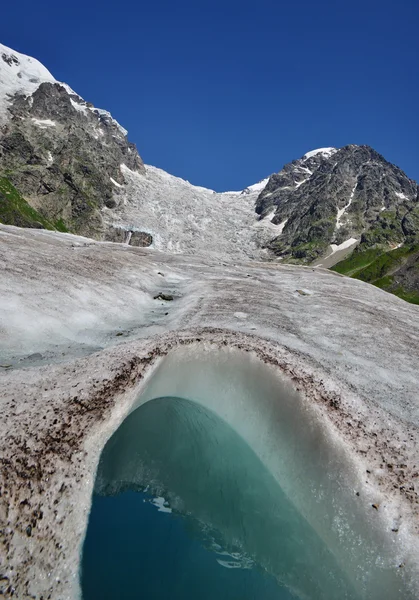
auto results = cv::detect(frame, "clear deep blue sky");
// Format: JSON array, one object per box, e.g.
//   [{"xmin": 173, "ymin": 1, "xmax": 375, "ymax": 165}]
[{"xmin": 2, "ymin": 0, "xmax": 418, "ymax": 191}]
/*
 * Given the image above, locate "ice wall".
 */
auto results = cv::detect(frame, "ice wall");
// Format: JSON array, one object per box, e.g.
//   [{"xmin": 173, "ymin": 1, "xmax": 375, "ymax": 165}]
[
  {"xmin": 89, "ymin": 345, "xmax": 413, "ymax": 599},
  {"xmin": 93, "ymin": 396, "xmax": 357, "ymax": 599}
]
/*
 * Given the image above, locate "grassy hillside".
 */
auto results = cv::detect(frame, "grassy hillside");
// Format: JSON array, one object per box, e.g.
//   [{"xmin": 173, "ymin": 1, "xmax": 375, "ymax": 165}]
[
  {"xmin": 332, "ymin": 244, "xmax": 419, "ymax": 305},
  {"xmin": 0, "ymin": 177, "xmax": 67, "ymax": 231}
]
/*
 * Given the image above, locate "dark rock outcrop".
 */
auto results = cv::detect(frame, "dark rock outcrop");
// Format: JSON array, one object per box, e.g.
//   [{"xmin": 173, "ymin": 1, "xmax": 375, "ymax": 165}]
[
  {"xmin": 104, "ymin": 226, "xmax": 153, "ymax": 247},
  {"xmin": 130, "ymin": 231, "xmax": 153, "ymax": 247},
  {"xmin": 0, "ymin": 81, "xmax": 144, "ymax": 237}
]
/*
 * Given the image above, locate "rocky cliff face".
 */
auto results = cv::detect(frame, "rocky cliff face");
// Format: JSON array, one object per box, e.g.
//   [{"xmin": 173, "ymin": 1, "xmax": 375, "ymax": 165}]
[
  {"xmin": 0, "ymin": 44, "xmax": 144, "ymax": 238},
  {"xmin": 0, "ymin": 43, "xmax": 270, "ymax": 253},
  {"xmin": 256, "ymin": 145, "xmax": 419, "ymax": 262},
  {"xmin": 1, "ymin": 42, "xmax": 419, "ymax": 299},
  {"xmin": 253, "ymin": 145, "xmax": 419, "ymax": 303}
]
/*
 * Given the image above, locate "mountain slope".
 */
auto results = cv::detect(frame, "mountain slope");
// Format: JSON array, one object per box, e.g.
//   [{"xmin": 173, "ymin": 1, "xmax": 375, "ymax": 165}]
[
  {"xmin": 0, "ymin": 43, "xmax": 145, "ymax": 238},
  {"xmin": 1, "ymin": 42, "xmax": 419, "ymax": 290},
  {"xmin": 0, "ymin": 176, "xmax": 60, "ymax": 229},
  {"xmin": 331, "ymin": 243, "xmax": 419, "ymax": 304},
  {"xmin": 256, "ymin": 145, "xmax": 419, "ymax": 263},
  {"xmin": 0, "ymin": 43, "xmax": 272, "ymax": 256}
]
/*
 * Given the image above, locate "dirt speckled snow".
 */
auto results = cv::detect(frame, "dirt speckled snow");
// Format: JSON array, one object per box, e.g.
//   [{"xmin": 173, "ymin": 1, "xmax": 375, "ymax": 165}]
[{"xmin": 0, "ymin": 224, "xmax": 418, "ymax": 599}]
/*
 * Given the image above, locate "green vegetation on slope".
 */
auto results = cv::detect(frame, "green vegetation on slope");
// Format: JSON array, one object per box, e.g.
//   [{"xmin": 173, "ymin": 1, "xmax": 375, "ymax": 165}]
[
  {"xmin": 54, "ymin": 218, "xmax": 69, "ymax": 233},
  {"xmin": 374, "ymin": 278, "xmax": 419, "ymax": 305},
  {"xmin": 360, "ymin": 211, "xmax": 405, "ymax": 247},
  {"xmin": 331, "ymin": 247, "xmax": 384, "ymax": 276},
  {"xmin": 332, "ymin": 244, "xmax": 419, "ymax": 305},
  {"xmin": 0, "ymin": 177, "xmax": 68, "ymax": 231}
]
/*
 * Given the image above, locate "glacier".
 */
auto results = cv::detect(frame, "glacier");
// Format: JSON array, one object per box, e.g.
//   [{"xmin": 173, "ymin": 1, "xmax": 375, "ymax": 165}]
[
  {"xmin": 0, "ymin": 39, "xmax": 419, "ymax": 600},
  {"xmin": 0, "ymin": 225, "xmax": 418, "ymax": 599}
]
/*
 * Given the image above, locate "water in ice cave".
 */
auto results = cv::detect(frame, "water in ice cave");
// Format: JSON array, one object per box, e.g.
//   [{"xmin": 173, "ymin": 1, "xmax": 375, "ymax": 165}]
[{"xmin": 81, "ymin": 347, "xmax": 411, "ymax": 600}]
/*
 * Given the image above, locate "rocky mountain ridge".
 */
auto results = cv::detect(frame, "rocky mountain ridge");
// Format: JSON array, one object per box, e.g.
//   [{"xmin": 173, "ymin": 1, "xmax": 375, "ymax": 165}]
[
  {"xmin": 0, "ymin": 43, "xmax": 273, "ymax": 255},
  {"xmin": 253, "ymin": 145, "xmax": 419, "ymax": 303},
  {"xmin": 256, "ymin": 145, "xmax": 419, "ymax": 262},
  {"xmin": 1, "ymin": 42, "xmax": 419, "ymax": 300},
  {"xmin": 0, "ymin": 43, "xmax": 144, "ymax": 238}
]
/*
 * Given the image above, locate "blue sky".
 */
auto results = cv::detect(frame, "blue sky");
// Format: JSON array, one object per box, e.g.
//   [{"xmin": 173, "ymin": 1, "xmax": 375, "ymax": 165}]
[{"xmin": 2, "ymin": 0, "xmax": 418, "ymax": 191}]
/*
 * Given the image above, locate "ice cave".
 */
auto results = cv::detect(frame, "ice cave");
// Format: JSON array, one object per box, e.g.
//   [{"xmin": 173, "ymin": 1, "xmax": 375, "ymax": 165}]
[{"xmin": 80, "ymin": 346, "xmax": 412, "ymax": 600}]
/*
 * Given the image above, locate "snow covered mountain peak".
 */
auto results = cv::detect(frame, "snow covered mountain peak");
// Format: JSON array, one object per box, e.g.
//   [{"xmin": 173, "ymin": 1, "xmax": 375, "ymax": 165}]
[
  {"xmin": 0, "ymin": 43, "xmax": 56, "ymax": 123},
  {"xmin": 0, "ymin": 42, "xmax": 125, "ymax": 136}
]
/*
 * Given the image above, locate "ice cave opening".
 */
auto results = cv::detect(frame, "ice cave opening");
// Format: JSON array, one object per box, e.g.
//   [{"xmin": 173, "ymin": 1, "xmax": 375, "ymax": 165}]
[{"xmin": 80, "ymin": 346, "xmax": 411, "ymax": 600}]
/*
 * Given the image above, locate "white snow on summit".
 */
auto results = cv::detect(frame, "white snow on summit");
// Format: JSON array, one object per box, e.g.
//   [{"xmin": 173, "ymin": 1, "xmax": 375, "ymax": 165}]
[
  {"xmin": 0, "ymin": 42, "xmax": 56, "ymax": 123},
  {"xmin": 303, "ymin": 147, "xmax": 337, "ymax": 160},
  {"xmin": 0, "ymin": 42, "xmax": 127, "ymax": 136}
]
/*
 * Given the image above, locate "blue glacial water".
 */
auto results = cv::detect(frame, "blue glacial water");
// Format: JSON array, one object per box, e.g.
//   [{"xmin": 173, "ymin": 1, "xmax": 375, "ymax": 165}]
[
  {"xmin": 82, "ymin": 489, "xmax": 293, "ymax": 600},
  {"xmin": 81, "ymin": 396, "xmax": 363, "ymax": 600}
]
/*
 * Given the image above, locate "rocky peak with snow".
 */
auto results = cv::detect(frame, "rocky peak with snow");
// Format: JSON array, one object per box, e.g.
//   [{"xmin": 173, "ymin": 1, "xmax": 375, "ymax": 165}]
[
  {"xmin": 0, "ymin": 43, "xmax": 144, "ymax": 237},
  {"xmin": 0, "ymin": 43, "xmax": 56, "ymax": 124},
  {"xmin": 1, "ymin": 42, "xmax": 419, "ymax": 296},
  {"xmin": 0, "ymin": 42, "xmax": 275, "ymax": 255},
  {"xmin": 256, "ymin": 144, "xmax": 419, "ymax": 262}
]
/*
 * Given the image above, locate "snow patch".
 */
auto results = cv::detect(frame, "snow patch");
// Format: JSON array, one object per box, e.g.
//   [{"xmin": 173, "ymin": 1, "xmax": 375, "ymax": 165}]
[
  {"xmin": 265, "ymin": 210, "xmax": 276, "ymax": 222},
  {"xmin": 149, "ymin": 496, "xmax": 172, "ymax": 513},
  {"xmin": 303, "ymin": 147, "xmax": 337, "ymax": 160},
  {"xmin": 395, "ymin": 192, "xmax": 408, "ymax": 201},
  {"xmin": 110, "ymin": 177, "xmax": 122, "ymax": 188},
  {"xmin": 59, "ymin": 82, "xmax": 79, "ymax": 97},
  {"xmin": 298, "ymin": 165, "xmax": 313, "ymax": 175},
  {"xmin": 276, "ymin": 218, "xmax": 288, "ymax": 234},
  {"xmin": 219, "ymin": 177, "xmax": 270, "ymax": 196},
  {"xmin": 70, "ymin": 98, "xmax": 87, "ymax": 113},
  {"xmin": 89, "ymin": 107, "xmax": 128, "ymax": 137},
  {"xmin": 295, "ymin": 178, "xmax": 310, "ymax": 189},
  {"xmin": 31, "ymin": 118, "xmax": 56, "ymax": 128},
  {"xmin": 329, "ymin": 237, "xmax": 358, "ymax": 255},
  {"xmin": 336, "ymin": 183, "xmax": 357, "ymax": 229},
  {"xmin": 242, "ymin": 177, "xmax": 270, "ymax": 194}
]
